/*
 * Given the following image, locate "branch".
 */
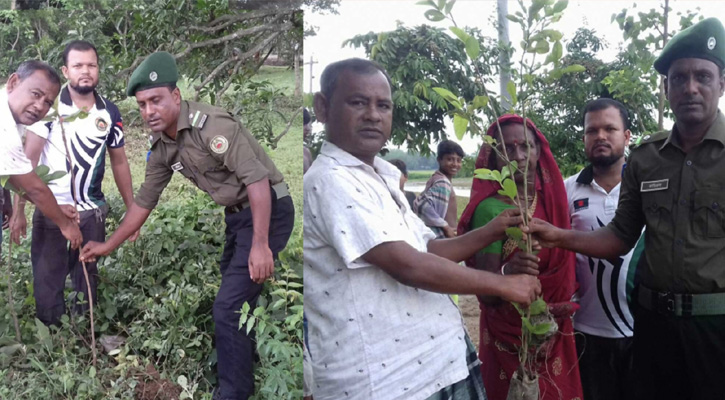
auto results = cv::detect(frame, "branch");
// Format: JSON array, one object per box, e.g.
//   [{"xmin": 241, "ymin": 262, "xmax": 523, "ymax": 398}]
[
  {"xmin": 115, "ymin": 43, "xmax": 165, "ymax": 78},
  {"xmin": 185, "ymin": 8, "xmax": 295, "ymax": 33},
  {"xmin": 174, "ymin": 16, "xmax": 292, "ymax": 60},
  {"xmin": 214, "ymin": 34, "xmax": 279, "ymax": 101},
  {"xmin": 270, "ymin": 106, "xmax": 303, "ymax": 148}
]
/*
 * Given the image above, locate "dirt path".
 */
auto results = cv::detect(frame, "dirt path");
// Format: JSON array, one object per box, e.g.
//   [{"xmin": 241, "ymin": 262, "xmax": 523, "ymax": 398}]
[{"xmin": 459, "ymin": 294, "xmax": 480, "ymax": 350}]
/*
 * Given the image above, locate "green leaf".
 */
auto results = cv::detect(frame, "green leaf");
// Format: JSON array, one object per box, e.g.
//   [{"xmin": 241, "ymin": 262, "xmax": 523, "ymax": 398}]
[
  {"xmin": 483, "ymin": 135, "xmax": 496, "ymax": 146},
  {"xmin": 34, "ymin": 165, "xmax": 50, "ymax": 177},
  {"xmin": 246, "ymin": 315, "xmax": 256, "ymax": 335},
  {"xmin": 547, "ymin": 40, "xmax": 563, "ymax": 64},
  {"xmin": 530, "ymin": 322, "xmax": 553, "ymax": 335},
  {"xmin": 453, "ymin": 114, "xmax": 468, "ymax": 140},
  {"xmin": 43, "ymin": 171, "xmax": 67, "ymax": 183},
  {"xmin": 416, "ymin": 0, "xmax": 437, "ymax": 7},
  {"xmin": 424, "ymin": 9, "xmax": 446, "ymax": 22},
  {"xmin": 1, "ymin": 176, "xmax": 8, "ymax": 187},
  {"xmin": 522, "ymin": 316, "xmax": 535, "ymax": 333},
  {"xmin": 529, "ymin": 298, "xmax": 547, "ymax": 315},
  {"xmin": 444, "ymin": 0, "xmax": 456, "ymax": 14},
  {"xmin": 432, "ymin": 87, "xmax": 458, "ymax": 104},
  {"xmin": 512, "ymin": 302, "xmax": 525, "ymax": 316},
  {"xmin": 533, "ymin": 40, "xmax": 550, "ymax": 54},
  {"xmin": 449, "ymin": 26, "xmax": 470, "ymax": 43},
  {"xmin": 560, "ymin": 64, "xmax": 586, "ymax": 74},
  {"xmin": 490, "ymin": 169, "xmax": 502, "ymax": 183},
  {"xmin": 465, "ymin": 36, "xmax": 480, "ymax": 60},
  {"xmin": 506, "ymin": 80, "xmax": 518, "ymax": 106},
  {"xmin": 437, "ymin": 0, "xmax": 445, "ymax": 10},
  {"xmin": 505, "ymin": 227, "xmax": 523, "ymax": 241},
  {"xmin": 553, "ymin": 0, "xmax": 568, "ymax": 13},
  {"xmin": 506, "ymin": 14, "xmax": 521, "ymax": 23},
  {"xmin": 89, "ymin": 366, "xmax": 96, "ymax": 379},
  {"xmin": 177, "ymin": 375, "xmax": 188, "ymax": 388},
  {"xmin": 497, "ymin": 178, "xmax": 517, "ymax": 201},
  {"xmin": 472, "ymin": 95, "xmax": 489, "ymax": 110}
]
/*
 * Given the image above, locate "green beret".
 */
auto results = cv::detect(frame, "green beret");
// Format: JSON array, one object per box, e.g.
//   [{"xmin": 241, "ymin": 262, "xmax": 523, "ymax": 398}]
[
  {"xmin": 654, "ymin": 17, "xmax": 725, "ymax": 75},
  {"xmin": 126, "ymin": 52, "xmax": 178, "ymax": 96}
]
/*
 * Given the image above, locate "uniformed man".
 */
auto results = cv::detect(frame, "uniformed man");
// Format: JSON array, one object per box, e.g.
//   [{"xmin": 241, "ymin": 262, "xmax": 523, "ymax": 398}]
[
  {"xmin": 529, "ymin": 17, "xmax": 725, "ymax": 400},
  {"xmin": 10, "ymin": 40, "xmax": 137, "ymax": 326},
  {"xmin": 0, "ymin": 60, "xmax": 82, "ymax": 250},
  {"xmin": 79, "ymin": 52, "xmax": 295, "ymax": 400}
]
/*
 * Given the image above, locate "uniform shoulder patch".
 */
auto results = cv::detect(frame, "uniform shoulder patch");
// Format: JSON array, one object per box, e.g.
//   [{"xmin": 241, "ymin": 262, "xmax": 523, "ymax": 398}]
[
  {"xmin": 631, "ymin": 130, "xmax": 669, "ymax": 150},
  {"xmin": 210, "ymin": 135, "xmax": 229, "ymax": 154}
]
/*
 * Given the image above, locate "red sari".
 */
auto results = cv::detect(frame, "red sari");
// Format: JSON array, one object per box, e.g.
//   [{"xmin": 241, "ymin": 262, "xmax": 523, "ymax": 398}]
[{"xmin": 458, "ymin": 115, "xmax": 582, "ymax": 400}]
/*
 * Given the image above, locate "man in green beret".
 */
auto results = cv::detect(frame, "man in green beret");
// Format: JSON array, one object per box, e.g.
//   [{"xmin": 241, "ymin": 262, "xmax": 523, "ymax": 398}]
[
  {"xmin": 528, "ymin": 17, "xmax": 725, "ymax": 399},
  {"xmin": 80, "ymin": 52, "xmax": 295, "ymax": 400}
]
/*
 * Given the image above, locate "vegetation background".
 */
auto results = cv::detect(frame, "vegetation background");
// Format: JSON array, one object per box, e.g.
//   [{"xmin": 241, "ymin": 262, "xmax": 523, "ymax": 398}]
[{"xmin": 0, "ymin": 1, "xmax": 305, "ymax": 399}]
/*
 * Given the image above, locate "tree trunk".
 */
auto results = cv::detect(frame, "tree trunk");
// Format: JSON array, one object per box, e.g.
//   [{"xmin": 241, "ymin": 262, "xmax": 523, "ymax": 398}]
[
  {"xmin": 498, "ymin": 0, "xmax": 511, "ymax": 111},
  {"xmin": 658, "ymin": 0, "xmax": 669, "ymax": 131},
  {"xmin": 294, "ymin": 43, "xmax": 301, "ymax": 97}
]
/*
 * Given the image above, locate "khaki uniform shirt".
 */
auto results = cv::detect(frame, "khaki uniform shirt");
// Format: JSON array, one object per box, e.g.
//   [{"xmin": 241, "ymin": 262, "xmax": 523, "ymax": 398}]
[
  {"xmin": 608, "ymin": 111, "xmax": 725, "ymax": 294},
  {"xmin": 135, "ymin": 101, "xmax": 283, "ymax": 209}
]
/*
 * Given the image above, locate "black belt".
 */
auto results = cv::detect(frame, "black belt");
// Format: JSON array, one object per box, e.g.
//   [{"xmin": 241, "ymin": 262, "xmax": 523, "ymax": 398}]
[
  {"xmin": 225, "ymin": 182, "xmax": 290, "ymax": 214},
  {"xmin": 638, "ymin": 285, "xmax": 725, "ymax": 317}
]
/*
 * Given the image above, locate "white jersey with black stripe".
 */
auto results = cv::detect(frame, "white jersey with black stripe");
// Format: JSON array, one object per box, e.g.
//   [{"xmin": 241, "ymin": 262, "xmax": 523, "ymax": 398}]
[{"xmin": 565, "ymin": 166, "xmax": 637, "ymax": 338}]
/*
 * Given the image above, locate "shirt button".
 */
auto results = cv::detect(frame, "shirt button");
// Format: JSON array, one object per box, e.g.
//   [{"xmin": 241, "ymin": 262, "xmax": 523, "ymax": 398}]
[
  {"xmin": 713, "ymin": 202, "xmax": 720, "ymax": 209},
  {"xmin": 680, "ymin": 199, "xmax": 687, "ymax": 206},
  {"xmin": 675, "ymin": 238, "xmax": 684, "ymax": 246},
  {"xmin": 686, "ymin": 160, "xmax": 693, "ymax": 166}
]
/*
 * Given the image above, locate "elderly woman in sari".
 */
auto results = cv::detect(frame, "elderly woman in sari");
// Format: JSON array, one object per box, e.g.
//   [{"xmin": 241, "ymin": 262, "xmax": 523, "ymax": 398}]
[{"xmin": 458, "ymin": 115, "xmax": 583, "ymax": 400}]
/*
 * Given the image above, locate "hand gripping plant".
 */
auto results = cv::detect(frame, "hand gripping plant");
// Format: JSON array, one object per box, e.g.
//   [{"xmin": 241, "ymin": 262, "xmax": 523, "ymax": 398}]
[{"xmin": 418, "ymin": 0, "xmax": 583, "ymax": 398}]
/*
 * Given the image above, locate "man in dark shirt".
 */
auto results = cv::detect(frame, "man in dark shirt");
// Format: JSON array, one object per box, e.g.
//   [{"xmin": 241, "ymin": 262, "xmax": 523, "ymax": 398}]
[
  {"xmin": 80, "ymin": 52, "xmax": 294, "ymax": 400},
  {"xmin": 529, "ymin": 18, "xmax": 725, "ymax": 399}
]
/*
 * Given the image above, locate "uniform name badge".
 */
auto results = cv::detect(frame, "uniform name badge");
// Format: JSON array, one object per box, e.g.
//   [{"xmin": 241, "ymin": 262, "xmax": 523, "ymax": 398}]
[
  {"xmin": 171, "ymin": 162, "xmax": 184, "ymax": 172},
  {"xmin": 641, "ymin": 179, "xmax": 669, "ymax": 192}
]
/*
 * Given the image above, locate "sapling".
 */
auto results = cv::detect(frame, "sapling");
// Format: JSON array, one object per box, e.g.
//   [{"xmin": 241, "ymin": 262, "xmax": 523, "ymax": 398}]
[{"xmin": 418, "ymin": 0, "xmax": 582, "ymax": 398}]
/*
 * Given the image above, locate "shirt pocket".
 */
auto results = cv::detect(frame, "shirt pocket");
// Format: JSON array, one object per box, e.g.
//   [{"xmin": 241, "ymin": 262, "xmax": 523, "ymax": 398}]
[
  {"xmin": 642, "ymin": 191, "xmax": 673, "ymax": 233},
  {"xmin": 693, "ymin": 189, "xmax": 725, "ymax": 238}
]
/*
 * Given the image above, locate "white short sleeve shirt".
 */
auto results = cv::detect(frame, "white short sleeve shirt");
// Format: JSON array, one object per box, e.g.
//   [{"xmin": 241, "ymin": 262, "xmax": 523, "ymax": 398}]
[
  {"xmin": 0, "ymin": 88, "xmax": 33, "ymax": 176},
  {"xmin": 304, "ymin": 142, "xmax": 469, "ymax": 400}
]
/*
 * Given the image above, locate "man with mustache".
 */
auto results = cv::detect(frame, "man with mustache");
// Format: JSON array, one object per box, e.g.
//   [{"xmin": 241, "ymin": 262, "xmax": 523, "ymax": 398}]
[
  {"xmin": 564, "ymin": 98, "xmax": 640, "ymax": 400},
  {"xmin": 529, "ymin": 18, "xmax": 725, "ymax": 399},
  {"xmin": 10, "ymin": 40, "xmax": 136, "ymax": 326},
  {"xmin": 0, "ymin": 60, "xmax": 82, "ymax": 252},
  {"xmin": 80, "ymin": 51, "xmax": 294, "ymax": 400},
  {"xmin": 304, "ymin": 58, "xmax": 541, "ymax": 400}
]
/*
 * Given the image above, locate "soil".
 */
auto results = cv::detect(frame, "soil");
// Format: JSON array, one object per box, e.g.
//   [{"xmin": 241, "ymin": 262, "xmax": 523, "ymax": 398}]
[
  {"xmin": 459, "ymin": 294, "xmax": 481, "ymax": 350},
  {"xmin": 134, "ymin": 364, "xmax": 182, "ymax": 400}
]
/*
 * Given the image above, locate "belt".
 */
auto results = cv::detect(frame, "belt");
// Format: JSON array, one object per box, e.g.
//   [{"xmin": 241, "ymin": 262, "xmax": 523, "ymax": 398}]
[
  {"xmin": 225, "ymin": 182, "xmax": 290, "ymax": 214},
  {"xmin": 638, "ymin": 285, "xmax": 725, "ymax": 317}
]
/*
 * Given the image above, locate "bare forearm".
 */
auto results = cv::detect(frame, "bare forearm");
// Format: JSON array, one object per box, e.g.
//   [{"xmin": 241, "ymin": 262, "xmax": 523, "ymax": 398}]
[
  {"xmin": 105, "ymin": 202, "xmax": 151, "ymax": 250},
  {"xmin": 246, "ymin": 178, "xmax": 272, "ymax": 246},
  {"xmin": 109, "ymin": 149, "xmax": 135, "ymax": 209},
  {"xmin": 364, "ymin": 241, "xmax": 507, "ymax": 296},
  {"xmin": 9, "ymin": 174, "xmax": 67, "ymax": 226},
  {"xmin": 428, "ymin": 223, "xmax": 502, "ymax": 262}
]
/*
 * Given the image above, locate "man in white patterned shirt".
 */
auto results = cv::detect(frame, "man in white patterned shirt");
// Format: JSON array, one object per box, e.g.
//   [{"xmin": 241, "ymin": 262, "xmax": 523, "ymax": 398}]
[
  {"xmin": 0, "ymin": 60, "xmax": 82, "ymax": 251},
  {"xmin": 304, "ymin": 58, "xmax": 541, "ymax": 400},
  {"xmin": 10, "ymin": 41, "xmax": 136, "ymax": 326}
]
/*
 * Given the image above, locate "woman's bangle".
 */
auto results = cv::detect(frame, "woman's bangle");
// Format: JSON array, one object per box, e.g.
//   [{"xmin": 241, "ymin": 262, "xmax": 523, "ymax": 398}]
[{"xmin": 500, "ymin": 263, "xmax": 509, "ymax": 276}]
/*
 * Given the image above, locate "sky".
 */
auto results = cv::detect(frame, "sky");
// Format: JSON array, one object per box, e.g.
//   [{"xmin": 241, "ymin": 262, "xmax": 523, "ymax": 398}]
[{"xmin": 304, "ymin": 0, "xmax": 725, "ymax": 154}]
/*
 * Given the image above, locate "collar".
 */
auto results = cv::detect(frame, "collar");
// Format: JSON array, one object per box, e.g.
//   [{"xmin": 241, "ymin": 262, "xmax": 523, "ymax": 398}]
[
  {"xmin": 661, "ymin": 110, "xmax": 725, "ymax": 151},
  {"xmin": 320, "ymin": 141, "xmax": 399, "ymax": 179},
  {"xmin": 575, "ymin": 164, "xmax": 595, "ymax": 184},
  {"xmin": 59, "ymin": 85, "xmax": 106, "ymax": 110}
]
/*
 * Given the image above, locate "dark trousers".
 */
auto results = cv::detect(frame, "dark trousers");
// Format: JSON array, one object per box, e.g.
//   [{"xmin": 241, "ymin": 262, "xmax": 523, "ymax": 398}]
[
  {"xmin": 31, "ymin": 206, "xmax": 106, "ymax": 326},
  {"xmin": 633, "ymin": 305, "xmax": 725, "ymax": 400},
  {"xmin": 214, "ymin": 195, "xmax": 294, "ymax": 400},
  {"xmin": 575, "ymin": 331, "xmax": 634, "ymax": 400}
]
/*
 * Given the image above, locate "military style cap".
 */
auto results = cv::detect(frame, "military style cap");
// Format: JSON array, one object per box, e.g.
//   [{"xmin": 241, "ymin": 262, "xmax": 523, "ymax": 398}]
[
  {"xmin": 654, "ymin": 17, "xmax": 725, "ymax": 75},
  {"xmin": 126, "ymin": 51, "xmax": 179, "ymax": 96}
]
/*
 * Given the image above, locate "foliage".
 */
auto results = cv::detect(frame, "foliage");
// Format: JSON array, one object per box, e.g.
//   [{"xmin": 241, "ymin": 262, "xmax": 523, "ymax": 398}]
[
  {"xmin": 0, "ymin": 191, "xmax": 303, "ymax": 399},
  {"xmin": 418, "ymin": 0, "xmax": 571, "ymax": 384},
  {"xmin": 0, "ymin": 0, "xmax": 301, "ymax": 136},
  {"xmin": 345, "ymin": 24, "xmax": 501, "ymax": 155}
]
